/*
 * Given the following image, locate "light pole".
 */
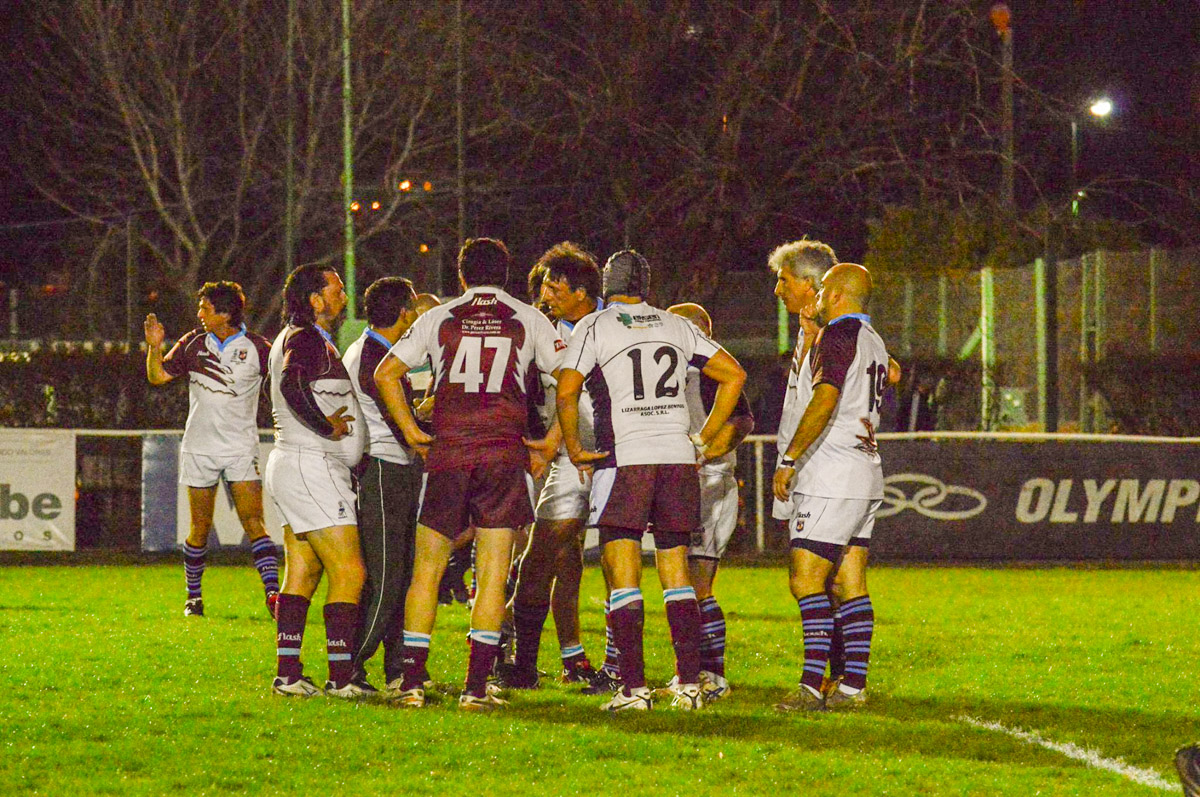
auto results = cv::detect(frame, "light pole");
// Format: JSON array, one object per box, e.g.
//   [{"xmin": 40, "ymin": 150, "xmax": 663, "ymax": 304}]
[
  {"xmin": 1070, "ymin": 97, "xmax": 1113, "ymax": 215},
  {"xmin": 1070, "ymin": 97, "xmax": 1113, "ymax": 432}
]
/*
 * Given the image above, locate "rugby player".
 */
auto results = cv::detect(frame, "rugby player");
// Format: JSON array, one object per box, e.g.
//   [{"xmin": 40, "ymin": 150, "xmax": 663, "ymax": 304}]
[
  {"xmin": 374, "ymin": 237, "xmax": 565, "ymax": 711},
  {"xmin": 341, "ymin": 277, "xmax": 428, "ymax": 695},
  {"xmin": 666, "ymin": 302, "xmax": 754, "ymax": 701},
  {"xmin": 266, "ymin": 265, "xmax": 368, "ymax": 698},
  {"xmin": 558, "ymin": 250, "xmax": 746, "ymax": 712},
  {"xmin": 143, "ymin": 282, "xmax": 276, "ymax": 618},
  {"xmin": 503, "ymin": 242, "xmax": 605, "ymax": 689},
  {"xmin": 772, "ymin": 263, "xmax": 890, "ymax": 712}
]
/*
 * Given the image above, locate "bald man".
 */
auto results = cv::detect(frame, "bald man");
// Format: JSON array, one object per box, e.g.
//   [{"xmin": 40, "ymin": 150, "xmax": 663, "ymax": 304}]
[
  {"xmin": 666, "ymin": 303, "xmax": 753, "ymax": 701},
  {"xmin": 771, "ymin": 263, "xmax": 890, "ymax": 713}
]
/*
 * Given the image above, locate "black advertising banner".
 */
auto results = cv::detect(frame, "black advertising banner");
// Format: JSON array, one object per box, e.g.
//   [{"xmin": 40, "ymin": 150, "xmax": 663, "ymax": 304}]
[{"xmin": 872, "ymin": 439, "xmax": 1200, "ymax": 560}]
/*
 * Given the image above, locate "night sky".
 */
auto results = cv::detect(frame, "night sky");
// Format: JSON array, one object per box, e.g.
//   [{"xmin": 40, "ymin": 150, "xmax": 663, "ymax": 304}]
[{"xmin": 0, "ymin": 1, "xmax": 1195, "ymax": 289}]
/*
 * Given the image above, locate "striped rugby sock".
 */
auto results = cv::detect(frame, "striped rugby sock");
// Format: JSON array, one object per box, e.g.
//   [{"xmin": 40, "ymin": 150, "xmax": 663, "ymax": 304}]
[
  {"xmin": 183, "ymin": 540, "xmax": 207, "ymax": 599},
  {"xmin": 664, "ymin": 586, "xmax": 701, "ymax": 684},
  {"xmin": 465, "ymin": 629, "xmax": 502, "ymax": 697},
  {"xmin": 275, "ymin": 594, "xmax": 310, "ymax": 680},
  {"xmin": 324, "ymin": 602, "xmax": 358, "ymax": 687},
  {"xmin": 602, "ymin": 600, "xmax": 621, "ymax": 677},
  {"xmin": 560, "ymin": 643, "xmax": 586, "ymax": 668},
  {"xmin": 609, "ymin": 588, "xmax": 645, "ymax": 690},
  {"xmin": 828, "ymin": 597, "xmax": 845, "ymax": 680},
  {"xmin": 250, "ymin": 536, "xmax": 279, "ymax": 594},
  {"xmin": 698, "ymin": 595, "xmax": 726, "ymax": 677},
  {"xmin": 838, "ymin": 595, "xmax": 875, "ymax": 691},
  {"xmin": 401, "ymin": 630, "xmax": 432, "ymax": 691},
  {"xmin": 797, "ymin": 592, "xmax": 834, "ymax": 694}
]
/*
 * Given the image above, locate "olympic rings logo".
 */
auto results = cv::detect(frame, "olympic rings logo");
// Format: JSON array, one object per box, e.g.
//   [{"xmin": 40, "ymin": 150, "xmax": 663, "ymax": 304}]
[{"xmin": 879, "ymin": 473, "xmax": 988, "ymax": 520}]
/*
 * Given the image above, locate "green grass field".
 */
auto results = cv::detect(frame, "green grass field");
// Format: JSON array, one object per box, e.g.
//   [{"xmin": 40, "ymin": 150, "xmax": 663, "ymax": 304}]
[{"xmin": 0, "ymin": 561, "xmax": 1194, "ymax": 795}]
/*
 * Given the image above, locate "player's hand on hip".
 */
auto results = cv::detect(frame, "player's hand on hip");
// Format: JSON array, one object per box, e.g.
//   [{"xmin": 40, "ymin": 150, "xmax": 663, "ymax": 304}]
[
  {"xmin": 524, "ymin": 436, "xmax": 556, "ymax": 481},
  {"xmin": 773, "ymin": 465, "xmax": 795, "ymax": 502},
  {"xmin": 327, "ymin": 406, "xmax": 355, "ymax": 440},
  {"xmin": 413, "ymin": 396, "xmax": 434, "ymax": 422},
  {"xmin": 403, "ymin": 425, "xmax": 434, "ymax": 459},
  {"xmin": 567, "ymin": 447, "xmax": 609, "ymax": 483},
  {"xmin": 143, "ymin": 314, "xmax": 165, "ymax": 348}
]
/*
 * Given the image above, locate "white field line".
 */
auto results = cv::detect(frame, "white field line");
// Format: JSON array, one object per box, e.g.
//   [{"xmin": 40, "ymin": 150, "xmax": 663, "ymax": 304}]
[{"xmin": 956, "ymin": 715, "xmax": 1176, "ymax": 791}]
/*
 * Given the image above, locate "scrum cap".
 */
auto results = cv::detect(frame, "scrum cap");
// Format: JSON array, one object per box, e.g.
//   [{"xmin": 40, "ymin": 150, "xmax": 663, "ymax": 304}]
[{"xmin": 602, "ymin": 249, "xmax": 651, "ymax": 300}]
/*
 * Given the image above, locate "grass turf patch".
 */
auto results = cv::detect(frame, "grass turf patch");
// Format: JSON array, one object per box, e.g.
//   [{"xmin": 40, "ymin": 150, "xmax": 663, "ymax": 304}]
[{"xmin": 0, "ymin": 563, "xmax": 1192, "ymax": 795}]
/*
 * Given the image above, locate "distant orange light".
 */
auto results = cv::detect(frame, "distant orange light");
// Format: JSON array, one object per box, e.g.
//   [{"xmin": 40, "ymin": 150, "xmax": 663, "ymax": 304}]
[
  {"xmin": 418, "ymin": 244, "xmax": 430, "ymax": 254},
  {"xmin": 399, "ymin": 180, "xmax": 412, "ymax": 191},
  {"xmin": 371, "ymin": 201, "xmax": 381, "ymax": 210},
  {"xmin": 351, "ymin": 201, "xmax": 361, "ymax": 212},
  {"xmin": 423, "ymin": 181, "xmax": 433, "ymax": 191}
]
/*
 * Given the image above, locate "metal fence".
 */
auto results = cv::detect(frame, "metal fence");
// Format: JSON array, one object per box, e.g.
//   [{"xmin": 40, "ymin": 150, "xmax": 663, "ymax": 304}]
[{"xmin": 869, "ymin": 246, "xmax": 1199, "ymax": 432}]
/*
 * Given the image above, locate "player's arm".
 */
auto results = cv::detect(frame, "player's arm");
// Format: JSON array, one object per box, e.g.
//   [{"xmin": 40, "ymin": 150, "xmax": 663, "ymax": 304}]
[
  {"xmin": 279, "ymin": 331, "xmax": 352, "ymax": 440},
  {"xmin": 702, "ymin": 410, "xmax": 754, "ymax": 462},
  {"xmin": 144, "ymin": 314, "xmax": 175, "ymax": 386},
  {"xmin": 696, "ymin": 348, "xmax": 747, "ymax": 447},
  {"xmin": 772, "ymin": 383, "xmax": 839, "ymax": 501},
  {"xmin": 556, "ymin": 367, "xmax": 607, "ymax": 482},
  {"xmin": 373, "ymin": 352, "xmax": 433, "ymax": 457}
]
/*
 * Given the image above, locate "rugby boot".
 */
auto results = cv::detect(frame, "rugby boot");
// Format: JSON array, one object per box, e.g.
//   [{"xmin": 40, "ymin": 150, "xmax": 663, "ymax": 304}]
[
  {"xmin": 272, "ymin": 675, "xmax": 322, "ymax": 697},
  {"xmin": 601, "ymin": 686, "xmax": 654, "ymax": 712},
  {"xmin": 562, "ymin": 659, "xmax": 599, "ymax": 685},
  {"xmin": 324, "ymin": 679, "xmax": 376, "ymax": 700},
  {"xmin": 184, "ymin": 597, "xmax": 205, "ymax": 617},
  {"xmin": 699, "ymin": 670, "xmax": 731, "ymax": 701},
  {"xmin": 1176, "ymin": 744, "xmax": 1200, "ymax": 797},
  {"xmin": 824, "ymin": 685, "xmax": 868, "ymax": 710},
  {"xmin": 774, "ymin": 684, "xmax": 827, "ymax": 713},
  {"xmin": 581, "ymin": 668, "xmax": 622, "ymax": 696}
]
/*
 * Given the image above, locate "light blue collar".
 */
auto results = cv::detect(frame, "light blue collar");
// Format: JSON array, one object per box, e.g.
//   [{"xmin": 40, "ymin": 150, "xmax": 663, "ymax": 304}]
[
  {"xmin": 365, "ymin": 328, "xmax": 392, "ymax": 349},
  {"xmin": 560, "ymin": 298, "xmax": 603, "ymax": 332},
  {"xmin": 315, "ymin": 325, "xmax": 334, "ymax": 346},
  {"xmin": 208, "ymin": 324, "xmax": 247, "ymax": 352},
  {"xmin": 828, "ymin": 313, "xmax": 871, "ymax": 327}
]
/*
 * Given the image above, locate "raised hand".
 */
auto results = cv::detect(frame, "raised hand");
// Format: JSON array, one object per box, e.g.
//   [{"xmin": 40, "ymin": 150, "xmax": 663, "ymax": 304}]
[{"xmin": 144, "ymin": 313, "xmax": 165, "ymax": 348}]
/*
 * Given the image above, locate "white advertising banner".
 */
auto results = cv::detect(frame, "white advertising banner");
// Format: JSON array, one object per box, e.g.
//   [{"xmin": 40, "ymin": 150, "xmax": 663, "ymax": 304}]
[
  {"xmin": 174, "ymin": 442, "xmax": 284, "ymax": 547},
  {"xmin": 0, "ymin": 429, "xmax": 76, "ymax": 551}
]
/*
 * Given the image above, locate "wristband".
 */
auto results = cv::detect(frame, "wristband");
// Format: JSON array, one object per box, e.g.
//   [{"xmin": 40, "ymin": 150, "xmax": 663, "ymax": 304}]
[{"xmin": 779, "ymin": 457, "xmax": 796, "ymax": 468}]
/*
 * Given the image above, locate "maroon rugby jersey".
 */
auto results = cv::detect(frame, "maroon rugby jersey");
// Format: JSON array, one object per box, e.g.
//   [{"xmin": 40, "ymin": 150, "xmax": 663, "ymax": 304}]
[{"xmin": 388, "ymin": 287, "xmax": 564, "ymax": 471}]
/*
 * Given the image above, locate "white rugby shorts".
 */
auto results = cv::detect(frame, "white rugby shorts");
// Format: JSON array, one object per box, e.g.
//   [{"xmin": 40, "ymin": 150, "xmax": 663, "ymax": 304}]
[
  {"xmin": 179, "ymin": 450, "xmax": 261, "ymax": 488},
  {"xmin": 689, "ymin": 465, "xmax": 739, "ymax": 560},
  {"xmin": 535, "ymin": 456, "xmax": 592, "ymax": 522},
  {"xmin": 264, "ymin": 446, "xmax": 357, "ymax": 534},
  {"xmin": 787, "ymin": 494, "xmax": 881, "ymax": 549}
]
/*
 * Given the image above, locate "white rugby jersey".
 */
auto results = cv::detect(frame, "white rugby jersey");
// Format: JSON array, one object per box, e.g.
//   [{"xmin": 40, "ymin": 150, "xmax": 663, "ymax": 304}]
[
  {"xmin": 550, "ymin": 315, "xmax": 598, "ymax": 452},
  {"xmin": 792, "ymin": 313, "xmax": 888, "ymax": 500},
  {"xmin": 162, "ymin": 327, "xmax": 270, "ymax": 458},
  {"xmin": 268, "ymin": 324, "xmax": 365, "ymax": 468},
  {"xmin": 342, "ymin": 329, "xmax": 413, "ymax": 466},
  {"xmin": 388, "ymin": 286, "xmax": 565, "ymax": 472},
  {"xmin": 776, "ymin": 325, "xmax": 809, "ymax": 460},
  {"xmin": 561, "ymin": 302, "xmax": 720, "ymax": 467}
]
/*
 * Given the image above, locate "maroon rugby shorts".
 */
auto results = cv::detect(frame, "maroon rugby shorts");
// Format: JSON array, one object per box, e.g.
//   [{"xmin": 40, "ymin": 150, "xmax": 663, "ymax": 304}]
[{"xmin": 419, "ymin": 461, "xmax": 534, "ymax": 538}]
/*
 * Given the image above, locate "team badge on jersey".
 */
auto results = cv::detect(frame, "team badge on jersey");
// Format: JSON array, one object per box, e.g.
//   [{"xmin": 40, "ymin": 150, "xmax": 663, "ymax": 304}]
[
  {"xmin": 236, "ymin": 349, "xmax": 248, "ymax": 362},
  {"xmin": 854, "ymin": 418, "xmax": 879, "ymax": 455}
]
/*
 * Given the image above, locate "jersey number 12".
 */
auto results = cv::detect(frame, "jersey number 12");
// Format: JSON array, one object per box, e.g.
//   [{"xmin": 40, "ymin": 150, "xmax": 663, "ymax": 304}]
[{"xmin": 626, "ymin": 345, "xmax": 680, "ymax": 401}]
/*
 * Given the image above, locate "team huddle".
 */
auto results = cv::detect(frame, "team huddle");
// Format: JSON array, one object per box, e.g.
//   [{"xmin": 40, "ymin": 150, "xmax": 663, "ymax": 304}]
[{"xmin": 145, "ymin": 236, "xmax": 893, "ymax": 713}]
